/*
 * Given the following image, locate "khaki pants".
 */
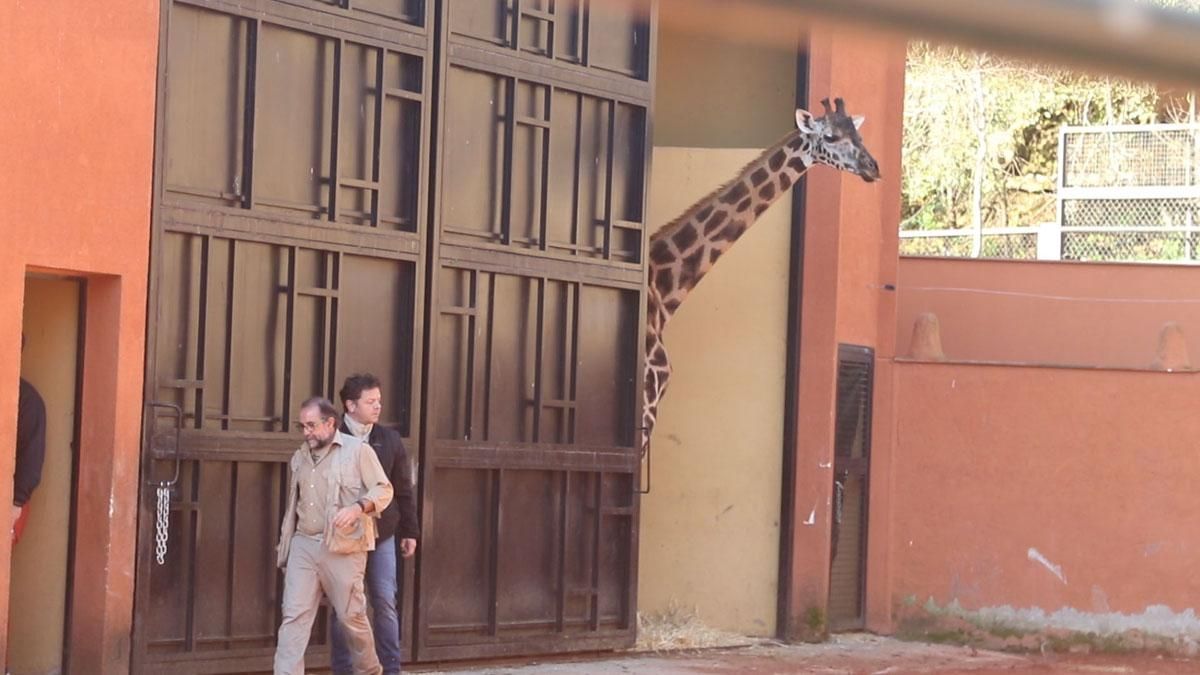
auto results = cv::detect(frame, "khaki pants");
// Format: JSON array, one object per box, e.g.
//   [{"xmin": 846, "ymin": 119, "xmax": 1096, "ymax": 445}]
[{"xmin": 274, "ymin": 534, "xmax": 382, "ymax": 675}]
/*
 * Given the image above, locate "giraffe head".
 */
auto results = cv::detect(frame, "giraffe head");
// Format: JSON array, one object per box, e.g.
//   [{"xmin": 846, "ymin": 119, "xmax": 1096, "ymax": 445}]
[{"xmin": 794, "ymin": 97, "xmax": 880, "ymax": 182}]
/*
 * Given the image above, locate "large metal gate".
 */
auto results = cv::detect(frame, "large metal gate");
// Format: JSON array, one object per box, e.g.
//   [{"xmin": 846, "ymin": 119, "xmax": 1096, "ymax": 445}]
[{"xmin": 136, "ymin": 0, "xmax": 652, "ymax": 671}]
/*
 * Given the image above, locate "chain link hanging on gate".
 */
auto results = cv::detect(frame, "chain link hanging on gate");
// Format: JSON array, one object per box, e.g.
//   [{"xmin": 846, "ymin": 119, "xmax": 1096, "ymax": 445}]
[{"xmin": 155, "ymin": 482, "xmax": 171, "ymax": 565}]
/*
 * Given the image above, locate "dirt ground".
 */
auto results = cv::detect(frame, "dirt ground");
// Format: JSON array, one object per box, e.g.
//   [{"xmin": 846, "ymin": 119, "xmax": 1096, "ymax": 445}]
[{"xmin": 411, "ymin": 634, "xmax": 1200, "ymax": 674}]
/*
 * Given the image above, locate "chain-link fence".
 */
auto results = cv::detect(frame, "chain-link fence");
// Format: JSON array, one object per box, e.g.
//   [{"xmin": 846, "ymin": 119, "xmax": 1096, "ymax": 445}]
[{"xmin": 900, "ymin": 124, "xmax": 1200, "ymax": 263}]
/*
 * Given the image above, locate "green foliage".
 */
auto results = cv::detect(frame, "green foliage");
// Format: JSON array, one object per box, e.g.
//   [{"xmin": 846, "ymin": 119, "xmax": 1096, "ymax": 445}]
[{"xmin": 902, "ymin": 1, "xmax": 1200, "ymax": 236}]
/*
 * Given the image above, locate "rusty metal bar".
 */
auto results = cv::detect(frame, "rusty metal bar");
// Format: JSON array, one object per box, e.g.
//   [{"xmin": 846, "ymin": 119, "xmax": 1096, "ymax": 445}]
[
  {"xmin": 371, "ymin": 47, "xmax": 386, "ymax": 228},
  {"xmin": 241, "ymin": 20, "xmax": 260, "ymax": 210},
  {"xmin": 221, "ymin": 240, "xmax": 237, "ymax": 431}
]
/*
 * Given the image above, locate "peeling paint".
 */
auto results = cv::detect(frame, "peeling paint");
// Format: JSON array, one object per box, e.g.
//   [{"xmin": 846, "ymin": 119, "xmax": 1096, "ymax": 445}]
[
  {"xmin": 803, "ymin": 508, "xmax": 816, "ymax": 525},
  {"xmin": 1027, "ymin": 548, "xmax": 1067, "ymax": 585}
]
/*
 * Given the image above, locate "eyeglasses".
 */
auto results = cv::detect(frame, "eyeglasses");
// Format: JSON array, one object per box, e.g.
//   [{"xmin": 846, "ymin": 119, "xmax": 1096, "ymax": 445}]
[{"xmin": 294, "ymin": 417, "xmax": 332, "ymax": 432}]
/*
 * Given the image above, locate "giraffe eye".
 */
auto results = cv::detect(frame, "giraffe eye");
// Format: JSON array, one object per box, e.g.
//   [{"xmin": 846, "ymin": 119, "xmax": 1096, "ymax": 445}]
[{"xmin": 823, "ymin": 133, "xmax": 837, "ymax": 142}]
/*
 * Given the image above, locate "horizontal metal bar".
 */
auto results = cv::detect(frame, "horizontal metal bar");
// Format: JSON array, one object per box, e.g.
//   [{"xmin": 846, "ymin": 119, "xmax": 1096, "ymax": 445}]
[
  {"xmin": 339, "ymin": 177, "xmax": 381, "ymax": 190},
  {"xmin": 1062, "ymin": 123, "xmax": 1200, "ymax": 134},
  {"xmin": 437, "ymin": 241, "xmax": 643, "ymax": 289},
  {"xmin": 611, "ymin": 220, "xmax": 644, "ymax": 231},
  {"xmin": 515, "ymin": 115, "xmax": 551, "ymax": 129},
  {"xmin": 1060, "ymin": 187, "xmax": 1200, "ymax": 199},
  {"xmin": 164, "ymin": 184, "xmax": 241, "ymax": 203},
  {"xmin": 447, "ymin": 41, "xmax": 651, "ymax": 104},
  {"xmin": 159, "ymin": 204, "xmax": 422, "ymax": 258},
  {"xmin": 520, "ymin": 8, "xmax": 556, "ymax": 23},
  {"xmin": 1062, "ymin": 225, "xmax": 1200, "ymax": 233},
  {"xmin": 384, "ymin": 86, "xmax": 424, "ymax": 102},
  {"xmin": 439, "ymin": 306, "xmax": 477, "ymax": 316},
  {"xmin": 160, "ymin": 378, "xmax": 206, "ymax": 389},
  {"xmin": 429, "ymin": 440, "xmax": 638, "ymax": 473},
  {"xmin": 297, "ymin": 286, "xmax": 339, "ymax": 298},
  {"xmin": 899, "ymin": 227, "xmax": 1041, "ymax": 238},
  {"xmin": 540, "ymin": 399, "xmax": 577, "ymax": 409}
]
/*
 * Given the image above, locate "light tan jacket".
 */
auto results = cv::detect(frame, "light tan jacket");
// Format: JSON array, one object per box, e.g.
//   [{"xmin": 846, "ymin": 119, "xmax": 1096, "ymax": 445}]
[{"xmin": 276, "ymin": 431, "xmax": 393, "ymax": 568}]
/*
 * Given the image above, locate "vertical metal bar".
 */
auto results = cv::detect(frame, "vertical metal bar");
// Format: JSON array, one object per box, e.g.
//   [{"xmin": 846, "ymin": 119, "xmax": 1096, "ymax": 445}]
[
  {"xmin": 221, "ymin": 240, "xmax": 237, "ymax": 431},
  {"xmin": 547, "ymin": 0, "xmax": 557, "ymax": 59},
  {"xmin": 195, "ymin": 236, "xmax": 211, "ymax": 430},
  {"xmin": 566, "ymin": 283, "xmax": 579, "ymax": 443},
  {"xmin": 512, "ymin": 0, "xmax": 522, "ymax": 49},
  {"xmin": 602, "ymin": 99, "xmax": 616, "ymax": 259},
  {"xmin": 483, "ymin": 273, "xmax": 496, "ymax": 440},
  {"xmin": 330, "ymin": 38, "xmax": 344, "ymax": 223},
  {"xmin": 225, "ymin": 463, "xmax": 240, "ymax": 647},
  {"xmin": 371, "ymin": 47, "xmax": 387, "ymax": 228},
  {"xmin": 555, "ymin": 471, "xmax": 568, "ymax": 632},
  {"xmin": 242, "ymin": 20, "xmax": 260, "ymax": 210},
  {"xmin": 328, "ymin": 252, "xmax": 343, "ymax": 399},
  {"xmin": 464, "ymin": 270, "xmax": 478, "ymax": 440},
  {"xmin": 500, "ymin": 78, "xmax": 516, "ymax": 245},
  {"xmin": 589, "ymin": 471, "xmax": 602, "ymax": 631},
  {"xmin": 571, "ymin": 94, "xmax": 583, "ymax": 255},
  {"xmin": 538, "ymin": 85, "xmax": 552, "ymax": 251},
  {"xmin": 185, "ymin": 466, "xmax": 199, "ymax": 651},
  {"xmin": 488, "ymin": 469, "xmax": 503, "ymax": 636},
  {"xmin": 580, "ymin": 0, "xmax": 591, "ymax": 67},
  {"xmin": 281, "ymin": 247, "xmax": 297, "ymax": 429},
  {"xmin": 532, "ymin": 278, "xmax": 545, "ymax": 442}
]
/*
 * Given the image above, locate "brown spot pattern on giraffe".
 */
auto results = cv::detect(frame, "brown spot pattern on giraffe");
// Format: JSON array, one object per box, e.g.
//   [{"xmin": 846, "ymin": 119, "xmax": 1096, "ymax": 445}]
[
  {"xmin": 787, "ymin": 137, "xmax": 804, "ymax": 151},
  {"xmin": 750, "ymin": 167, "xmax": 769, "ymax": 186},
  {"xmin": 787, "ymin": 157, "xmax": 806, "ymax": 172},
  {"xmin": 653, "ymin": 267, "xmax": 674, "ymax": 297},
  {"xmin": 672, "ymin": 224, "xmax": 699, "ymax": 251},
  {"xmin": 679, "ymin": 247, "xmax": 705, "ymax": 289},
  {"xmin": 649, "ymin": 240, "xmax": 676, "ymax": 265},
  {"xmin": 650, "ymin": 347, "xmax": 668, "ymax": 366},
  {"xmin": 779, "ymin": 174, "xmax": 792, "ymax": 191},
  {"xmin": 759, "ymin": 184, "xmax": 776, "ymax": 201},
  {"xmin": 720, "ymin": 181, "xmax": 749, "ymax": 204},
  {"xmin": 716, "ymin": 221, "xmax": 747, "ymax": 242},
  {"xmin": 769, "ymin": 150, "xmax": 786, "ymax": 171},
  {"xmin": 696, "ymin": 205, "xmax": 714, "ymax": 222},
  {"xmin": 703, "ymin": 210, "xmax": 728, "ymax": 235},
  {"xmin": 754, "ymin": 204, "xmax": 769, "ymax": 217},
  {"xmin": 736, "ymin": 198, "xmax": 752, "ymax": 212},
  {"xmin": 663, "ymin": 299, "xmax": 680, "ymax": 314},
  {"xmin": 708, "ymin": 248, "xmax": 723, "ymax": 264}
]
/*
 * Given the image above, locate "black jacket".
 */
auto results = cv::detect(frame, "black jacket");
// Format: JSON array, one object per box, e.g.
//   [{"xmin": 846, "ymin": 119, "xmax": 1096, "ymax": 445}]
[
  {"xmin": 342, "ymin": 419, "xmax": 419, "ymax": 541},
  {"xmin": 15, "ymin": 378, "xmax": 46, "ymax": 507}
]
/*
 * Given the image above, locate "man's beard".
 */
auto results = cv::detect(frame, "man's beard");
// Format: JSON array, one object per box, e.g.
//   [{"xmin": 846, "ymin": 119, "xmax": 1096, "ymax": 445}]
[{"xmin": 306, "ymin": 430, "xmax": 335, "ymax": 450}]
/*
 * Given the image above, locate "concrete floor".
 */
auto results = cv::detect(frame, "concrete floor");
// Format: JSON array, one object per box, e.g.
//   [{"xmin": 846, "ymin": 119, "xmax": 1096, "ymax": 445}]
[{"xmin": 409, "ymin": 634, "xmax": 1200, "ymax": 675}]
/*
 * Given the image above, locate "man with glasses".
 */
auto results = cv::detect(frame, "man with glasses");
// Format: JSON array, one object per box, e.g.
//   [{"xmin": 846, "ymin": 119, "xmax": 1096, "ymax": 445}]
[
  {"xmin": 329, "ymin": 374, "xmax": 419, "ymax": 675},
  {"xmin": 274, "ymin": 397, "xmax": 394, "ymax": 675}
]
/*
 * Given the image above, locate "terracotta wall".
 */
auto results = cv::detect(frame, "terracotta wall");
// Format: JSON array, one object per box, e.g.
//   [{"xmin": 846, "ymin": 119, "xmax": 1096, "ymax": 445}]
[
  {"xmin": 0, "ymin": 0, "xmax": 158, "ymax": 671},
  {"xmin": 891, "ymin": 361, "xmax": 1200, "ymax": 647},
  {"xmin": 891, "ymin": 257, "xmax": 1200, "ymax": 648},
  {"xmin": 897, "ymin": 257, "xmax": 1200, "ymax": 368},
  {"xmin": 783, "ymin": 26, "xmax": 906, "ymax": 638}
]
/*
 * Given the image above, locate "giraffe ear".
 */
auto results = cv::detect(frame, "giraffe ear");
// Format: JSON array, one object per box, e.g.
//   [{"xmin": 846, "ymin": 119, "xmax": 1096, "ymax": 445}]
[
  {"xmin": 795, "ymin": 108, "xmax": 818, "ymax": 133},
  {"xmin": 851, "ymin": 115, "xmax": 865, "ymax": 130}
]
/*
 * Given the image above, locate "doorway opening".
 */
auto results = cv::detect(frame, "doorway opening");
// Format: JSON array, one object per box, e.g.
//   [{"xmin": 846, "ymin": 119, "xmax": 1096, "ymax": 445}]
[{"xmin": 8, "ymin": 274, "xmax": 84, "ymax": 675}]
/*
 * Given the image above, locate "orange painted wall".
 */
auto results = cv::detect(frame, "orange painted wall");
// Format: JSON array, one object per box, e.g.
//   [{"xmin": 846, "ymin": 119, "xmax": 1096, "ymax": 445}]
[
  {"xmin": 891, "ymin": 258, "xmax": 1200, "ymax": 644},
  {"xmin": 785, "ymin": 26, "xmax": 905, "ymax": 638},
  {"xmin": 897, "ymin": 257, "xmax": 1200, "ymax": 368},
  {"xmin": 0, "ymin": 0, "xmax": 157, "ymax": 671},
  {"xmin": 891, "ymin": 362, "xmax": 1200, "ymax": 636}
]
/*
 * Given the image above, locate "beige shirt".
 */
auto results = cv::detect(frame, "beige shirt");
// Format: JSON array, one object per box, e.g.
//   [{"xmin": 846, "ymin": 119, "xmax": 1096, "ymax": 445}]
[{"xmin": 295, "ymin": 446, "xmax": 335, "ymax": 537}]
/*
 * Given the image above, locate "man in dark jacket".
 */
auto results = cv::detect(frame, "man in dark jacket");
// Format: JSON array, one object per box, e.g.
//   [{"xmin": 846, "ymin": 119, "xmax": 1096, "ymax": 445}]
[
  {"xmin": 330, "ymin": 373, "xmax": 418, "ymax": 675},
  {"xmin": 13, "ymin": 337, "xmax": 46, "ymax": 544}
]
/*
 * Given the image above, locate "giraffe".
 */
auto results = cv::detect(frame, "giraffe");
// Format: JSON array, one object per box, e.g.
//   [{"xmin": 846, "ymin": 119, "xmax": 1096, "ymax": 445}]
[{"xmin": 641, "ymin": 98, "xmax": 880, "ymax": 454}]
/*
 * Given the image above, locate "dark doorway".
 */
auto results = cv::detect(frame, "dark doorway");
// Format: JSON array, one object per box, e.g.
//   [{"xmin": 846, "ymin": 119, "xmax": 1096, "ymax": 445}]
[
  {"xmin": 828, "ymin": 344, "xmax": 873, "ymax": 632},
  {"xmin": 9, "ymin": 274, "xmax": 84, "ymax": 675}
]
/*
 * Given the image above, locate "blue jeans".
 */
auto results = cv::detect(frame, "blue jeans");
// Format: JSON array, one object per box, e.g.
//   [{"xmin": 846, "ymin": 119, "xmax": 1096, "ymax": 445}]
[{"xmin": 331, "ymin": 536, "xmax": 401, "ymax": 675}]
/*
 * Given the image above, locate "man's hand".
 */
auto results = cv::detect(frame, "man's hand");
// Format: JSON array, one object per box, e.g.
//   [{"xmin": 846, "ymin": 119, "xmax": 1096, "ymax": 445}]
[
  {"xmin": 333, "ymin": 504, "xmax": 363, "ymax": 530},
  {"xmin": 400, "ymin": 538, "xmax": 418, "ymax": 558}
]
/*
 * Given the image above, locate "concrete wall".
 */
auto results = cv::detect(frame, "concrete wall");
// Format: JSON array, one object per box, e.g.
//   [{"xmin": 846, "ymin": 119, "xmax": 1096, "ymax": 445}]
[
  {"xmin": 0, "ymin": 1, "xmax": 158, "ymax": 670},
  {"xmin": 636, "ymin": 0, "xmax": 805, "ymax": 637},
  {"xmin": 10, "ymin": 278, "xmax": 82, "ymax": 675}
]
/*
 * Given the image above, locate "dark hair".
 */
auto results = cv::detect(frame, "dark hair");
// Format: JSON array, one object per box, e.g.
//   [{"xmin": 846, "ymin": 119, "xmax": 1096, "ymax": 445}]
[
  {"xmin": 299, "ymin": 396, "xmax": 338, "ymax": 420},
  {"xmin": 339, "ymin": 373, "xmax": 382, "ymax": 407}
]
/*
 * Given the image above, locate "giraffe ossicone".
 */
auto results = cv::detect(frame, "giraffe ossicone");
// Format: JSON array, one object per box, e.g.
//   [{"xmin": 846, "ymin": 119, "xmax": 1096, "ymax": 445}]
[{"xmin": 641, "ymin": 97, "xmax": 880, "ymax": 455}]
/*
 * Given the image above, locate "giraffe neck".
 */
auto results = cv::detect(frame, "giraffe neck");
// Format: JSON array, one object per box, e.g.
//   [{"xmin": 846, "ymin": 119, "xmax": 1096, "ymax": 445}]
[{"xmin": 647, "ymin": 129, "xmax": 812, "ymax": 329}]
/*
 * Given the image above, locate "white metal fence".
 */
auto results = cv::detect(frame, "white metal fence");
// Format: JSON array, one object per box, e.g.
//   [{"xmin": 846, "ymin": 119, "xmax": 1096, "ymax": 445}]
[{"xmin": 900, "ymin": 123, "xmax": 1200, "ymax": 262}]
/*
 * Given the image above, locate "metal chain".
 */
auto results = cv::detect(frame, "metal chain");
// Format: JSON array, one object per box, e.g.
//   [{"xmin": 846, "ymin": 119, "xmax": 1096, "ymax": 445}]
[{"xmin": 155, "ymin": 484, "xmax": 170, "ymax": 565}]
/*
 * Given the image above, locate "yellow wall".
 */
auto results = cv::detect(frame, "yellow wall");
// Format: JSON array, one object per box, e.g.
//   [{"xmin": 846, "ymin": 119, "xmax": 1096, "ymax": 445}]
[
  {"xmin": 10, "ymin": 277, "xmax": 80, "ymax": 675},
  {"xmin": 638, "ymin": 0, "xmax": 800, "ymax": 636}
]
